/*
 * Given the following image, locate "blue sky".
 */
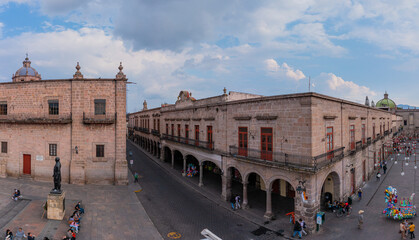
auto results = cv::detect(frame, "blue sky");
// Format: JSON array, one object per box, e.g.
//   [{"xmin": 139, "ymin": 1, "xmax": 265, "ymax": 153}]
[{"xmin": 0, "ymin": 0, "xmax": 418, "ymax": 112}]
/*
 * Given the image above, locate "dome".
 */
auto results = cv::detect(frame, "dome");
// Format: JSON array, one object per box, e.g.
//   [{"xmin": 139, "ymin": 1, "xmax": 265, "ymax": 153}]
[
  {"xmin": 376, "ymin": 92, "xmax": 396, "ymax": 109},
  {"xmin": 12, "ymin": 55, "xmax": 41, "ymax": 82}
]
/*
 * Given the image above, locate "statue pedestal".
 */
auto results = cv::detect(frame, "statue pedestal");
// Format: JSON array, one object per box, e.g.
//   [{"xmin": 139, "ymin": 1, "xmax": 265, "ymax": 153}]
[{"xmin": 47, "ymin": 191, "xmax": 65, "ymax": 220}]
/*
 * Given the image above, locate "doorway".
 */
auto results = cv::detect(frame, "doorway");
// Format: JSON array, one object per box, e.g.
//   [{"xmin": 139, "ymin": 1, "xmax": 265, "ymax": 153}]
[{"xmin": 23, "ymin": 154, "xmax": 31, "ymax": 175}]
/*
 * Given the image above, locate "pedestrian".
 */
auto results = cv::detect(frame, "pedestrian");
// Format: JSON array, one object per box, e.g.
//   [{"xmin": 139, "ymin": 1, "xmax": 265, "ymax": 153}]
[
  {"xmin": 230, "ymin": 195, "xmax": 236, "ymax": 210},
  {"xmin": 358, "ymin": 188, "xmax": 363, "ymax": 200},
  {"xmin": 299, "ymin": 218, "xmax": 307, "ymax": 236},
  {"xmin": 235, "ymin": 195, "xmax": 241, "ymax": 209},
  {"xmin": 292, "ymin": 219, "xmax": 302, "ymax": 239},
  {"xmin": 401, "ymin": 221, "xmax": 408, "ymax": 239},
  {"xmin": 376, "ymin": 172, "xmax": 381, "ymax": 181},
  {"xmin": 28, "ymin": 232, "xmax": 36, "ymax": 240},
  {"xmin": 383, "ymin": 164, "xmax": 388, "ymax": 174},
  {"xmin": 5, "ymin": 229, "xmax": 13, "ymax": 240},
  {"xmin": 358, "ymin": 210, "xmax": 364, "ymax": 229},
  {"xmin": 134, "ymin": 172, "xmax": 139, "ymax": 183},
  {"xmin": 15, "ymin": 227, "xmax": 26, "ymax": 240},
  {"xmin": 409, "ymin": 222, "xmax": 415, "ymax": 239}
]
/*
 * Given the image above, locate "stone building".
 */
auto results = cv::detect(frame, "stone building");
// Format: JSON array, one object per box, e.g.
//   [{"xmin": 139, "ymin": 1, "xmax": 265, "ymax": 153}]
[
  {"xmin": 128, "ymin": 89, "xmax": 403, "ymax": 229},
  {"xmin": 0, "ymin": 57, "xmax": 128, "ymax": 185}
]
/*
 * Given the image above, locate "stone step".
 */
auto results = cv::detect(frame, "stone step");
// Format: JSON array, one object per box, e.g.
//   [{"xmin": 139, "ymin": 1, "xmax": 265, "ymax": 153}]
[{"xmin": 0, "ymin": 199, "xmax": 31, "ymax": 231}]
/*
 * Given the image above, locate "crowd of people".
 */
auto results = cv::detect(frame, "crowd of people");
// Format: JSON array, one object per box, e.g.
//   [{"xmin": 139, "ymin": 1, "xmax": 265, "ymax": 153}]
[
  {"xmin": 62, "ymin": 202, "xmax": 85, "ymax": 240},
  {"xmin": 5, "ymin": 228, "xmax": 36, "ymax": 240},
  {"xmin": 400, "ymin": 220, "xmax": 415, "ymax": 239}
]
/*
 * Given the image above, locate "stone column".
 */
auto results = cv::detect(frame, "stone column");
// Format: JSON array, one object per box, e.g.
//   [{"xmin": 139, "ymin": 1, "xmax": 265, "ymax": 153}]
[
  {"xmin": 264, "ymin": 185, "xmax": 273, "ymax": 220},
  {"xmin": 182, "ymin": 156, "xmax": 187, "ymax": 177},
  {"xmin": 171, "ymin": 152, "xmax": 175, "ymax": 169},
  {"xmin": 199, "ymin": 162, "xmax": 203, "ymax": 187},
  {"xmin": 221, "ymin": 174, "xmax": 231, "ymax": 201},
  {"xmin": 242, "ymin": 181, "xmax": 249, "ymax": 209}
]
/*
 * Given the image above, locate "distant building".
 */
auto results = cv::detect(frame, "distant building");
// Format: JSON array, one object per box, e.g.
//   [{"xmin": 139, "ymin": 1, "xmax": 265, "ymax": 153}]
[
  {"xmin": 128, "ymin": 89, "xmax": 402, "ymax": 230},
  {"xmin": 0, "ymin": 57, "xmax": 128, "ymax": 185}
]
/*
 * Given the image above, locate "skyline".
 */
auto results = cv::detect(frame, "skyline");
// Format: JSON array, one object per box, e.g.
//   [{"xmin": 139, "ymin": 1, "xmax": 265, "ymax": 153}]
[{"xmin": 0, "ymin": 0, "xmax": 418, "ymax": 112}]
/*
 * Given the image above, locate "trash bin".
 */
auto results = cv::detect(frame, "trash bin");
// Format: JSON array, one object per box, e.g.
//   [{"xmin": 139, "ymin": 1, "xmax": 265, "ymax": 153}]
[{"xmin": 316, "ymin": 211, "xmax": 325, "ymax": 231}]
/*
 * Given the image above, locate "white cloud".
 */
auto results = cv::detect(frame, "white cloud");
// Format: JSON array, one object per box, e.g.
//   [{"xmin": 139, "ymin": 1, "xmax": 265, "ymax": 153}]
[
  {"xmin": 321, "ymin": 73, "xmax": 376, "ymax": 102},
  {"xmin": 264, "ymin": 58, "xmax": 305, "ymax": 81}
]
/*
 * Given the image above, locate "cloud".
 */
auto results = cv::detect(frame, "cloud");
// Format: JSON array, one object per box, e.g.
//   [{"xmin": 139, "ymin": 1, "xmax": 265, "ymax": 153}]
[
  {"xmin": 320, "ymin": 73, "xmax": 376, "ymax": 102},
  {"xmin": 265, "ymin": 58, "xmax": 305, "ymax": 81}
]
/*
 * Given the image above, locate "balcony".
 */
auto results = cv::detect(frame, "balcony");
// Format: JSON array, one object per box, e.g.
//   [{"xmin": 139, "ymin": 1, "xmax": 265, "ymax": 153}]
[
  {"xmin": 229, "ymin": 146, "xmax": 345, "ymax": 172},
  {"xmin": 138, "ymin": 127, "xmax": 150, "ymax": 134},
  {"xmin": 356, "ymin": 141, "xmax": 362, "ymax": 151},
  {"xmin": 367, "ymin": 137, "xmax": 372, "ymax": 145},
  {"xmin": 151, "ymin": 129, "xmax": 160, "ymax": 137},
  {"xmin": 0, "ymin": 113, "xmax": 72, "ymax": 124},
  {"xmin": 162, "ymin": 133, "xmax": 214, "ymax": 150},
  {"xmin": 83, "ymin": 112, "xmax": 115, "ymax": 124}
]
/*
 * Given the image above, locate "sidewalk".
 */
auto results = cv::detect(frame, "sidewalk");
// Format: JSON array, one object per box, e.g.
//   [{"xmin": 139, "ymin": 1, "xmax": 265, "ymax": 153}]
[{"xmin": 0, "ymin": 172, "xmax": 162, "ymax": 240}]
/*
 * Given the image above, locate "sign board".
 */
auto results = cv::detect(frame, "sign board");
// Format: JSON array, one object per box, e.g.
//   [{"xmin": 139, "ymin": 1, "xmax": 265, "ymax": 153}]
[
  {"xmin": 316, "ymin": 215, "xmax": 322, "ymax": 225},
  {"xmin": 36, "ymin": 155, "xmax": 44, "ymax": 161}
]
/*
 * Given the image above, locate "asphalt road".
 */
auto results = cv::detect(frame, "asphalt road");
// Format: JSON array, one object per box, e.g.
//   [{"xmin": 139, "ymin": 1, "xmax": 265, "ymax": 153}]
[{"xmin": 127, "ymin": 141, "xmax": 283, "ymax": 240}]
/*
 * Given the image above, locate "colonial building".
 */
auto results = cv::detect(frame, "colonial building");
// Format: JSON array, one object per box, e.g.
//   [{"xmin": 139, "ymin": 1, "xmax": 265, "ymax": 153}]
[
  {"xmin": 0, "ymin": 57, "xmax": 128, "ymax": 185},
  {"xmin": 128, "ymin": 89, "xmax": 403, "ymax": 229}
]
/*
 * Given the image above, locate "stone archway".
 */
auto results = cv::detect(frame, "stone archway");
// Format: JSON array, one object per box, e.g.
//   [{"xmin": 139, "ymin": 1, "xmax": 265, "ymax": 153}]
[
  {"xmin": 225, "ymin": 166, "xmax": 244, "ymax": 201},
  {"xmin": 268, "ymin": 178, "xmax": 295, "ymax": 218},
  {"xmin": 320, "ymin": 171, "xmax": 341, "ymax": 209},
  {"xmin": 242, "ymin": 172, "xmax": 267, "ymax": 214},
  {"xmin": 199, "ymin": 160, "xmax": 222, "ymax": 192},
  {"xmin": 173, "ymin": 150, "xmax": 184, "ymax": 170},
  {"xmin": 163, "ymin": 146, "xmax": 172, "ymax": 163}
]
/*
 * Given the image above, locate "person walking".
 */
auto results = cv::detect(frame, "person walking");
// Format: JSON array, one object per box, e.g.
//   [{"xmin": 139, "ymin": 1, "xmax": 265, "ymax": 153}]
[
  {"xmin": 235, "ymin": 195, "xmax": 241, "ymax": 209},
  {"xmin": 383, "ymin": 164, "xmax": 388, "ymax": 174},
  {"xmin": 5, "ymin": 229, "xmax": 13, "ymax": 240},
  {"xmin": 134, "ymin": 172, "xmax": 139, "ymax": 183},
  {"xmin": 230, "ymin": 195, "xmax": 236, "ymax": 210},
  {"xmin": 15, "ymin": 227, "xmax": 26, "ymax": 240},
  {"xmin": 401, "ymin": 221, "xmax": 408, "ymax": 239},
  {"xmin": 409, "ymin": 222, "xmax": 415, "ymax": 239},
  {"xmin": 358, "ymin": 188, "xmax": 363, "ymax": 200},
  {"xmin": 292, "ymin": 219, "xmax": 302, "ymax": 239},
  {"xmin": 376, "ymin": 171, "xmax": 381, "ymax": 181},
  {"xmin": 358, "ymin": 210, "xmax": 364, "ymax": 229},
  {"xmin": 28, "ymin": 232, "xmax": 36, "ymax": 240},
  {"xmin": 299, "ymin": 218, "xmax": 307, "ymax": 236}
]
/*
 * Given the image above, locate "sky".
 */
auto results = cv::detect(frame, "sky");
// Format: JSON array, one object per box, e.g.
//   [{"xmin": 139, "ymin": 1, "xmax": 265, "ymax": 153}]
[{"xmin": 0, "ymin": 0, "xmax": 418, "ymax": 112}]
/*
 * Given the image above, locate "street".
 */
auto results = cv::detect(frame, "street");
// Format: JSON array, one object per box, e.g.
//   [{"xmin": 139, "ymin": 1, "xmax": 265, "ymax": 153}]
[{"xmin": 127, "ymin": 140, "xmax": 283, "ymax": 240}]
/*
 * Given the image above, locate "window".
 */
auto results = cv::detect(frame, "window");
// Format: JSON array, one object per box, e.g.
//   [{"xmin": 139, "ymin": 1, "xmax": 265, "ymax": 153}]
[
  {"xmin": 362, "ymin": 124, "xmax": 366, "ymax": 144},
  {"xmin": 171, "ymin": 124, "xmax": 174, "ymax": 136},
  {"xmin": 326, "ymin": 127, "xmax": 333, "ymax": 159},
  {"xmin": 48, "ymin": 100, "xmax": 59, "ymax": 115},
  {"xmin": 350, "ymin": 125, "xmax": 355, "ymax": 151},
  {"xmin": 49, "ymin": 144, "xmax": 57, "ymax": 156},
  {"xmin": 177, "ymin": 124, "xmax": 181, "ymax": 140},
  {"xmin": 261, "ymin": 127, "xmax": 273, "ymax": 161},
  {"xmin": 380, "ymin": 123, "xmax": 382, "ymax": 136},
  {"xmin": 404, "ymin": 120, "xmax": 407, "ymax": 126},
  {"xmin": 157, "ymin": 119, "xmax": 160, "ymax": 132},
  {"xmin": 153, "ymin": 119, "xmax": 156, "ymax": 130},
  {"xmin": 166, "ymin": 124, "xmax": 169, "ymax": 135},
  {"xmin": 0, "ymin": 102, "xmax": 7, "ymax": 115},
  {"xmin": 372, "ymin": 123, "xmax": 376, "ymax": 139},
  {"xmin": 195, "ymin": 125, "xmax": 199, "ymax": 146},
  {"xmin": 207, "ymin": 126, "xmax": 213, "ymax": 149},
  {"xmin": 94, "ymin": 99, "xmax": 106, "ymax": 115},
  {"xmin": 185, "ymin": 125, "xmax": 189, "ymax": 144},
  {"xmin": 238, "ymin": 127, "xmax": 248, "ymax": 157},
  {"xmin": 1, "ymin": 142, "xmax": 7, "ymax": 153},
  {"xmin": 96, "ymin": 145, "xmax": 105, "ymax": 157}
]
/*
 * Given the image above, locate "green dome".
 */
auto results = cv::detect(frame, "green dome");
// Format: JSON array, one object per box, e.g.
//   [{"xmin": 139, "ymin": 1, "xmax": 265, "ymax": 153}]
[{"xmin": 376, "ymin": 92, "xmax": 396, "ymax": 109}]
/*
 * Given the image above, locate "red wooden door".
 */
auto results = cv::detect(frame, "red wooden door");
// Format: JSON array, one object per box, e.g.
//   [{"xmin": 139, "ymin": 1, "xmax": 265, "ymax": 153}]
[
  {"xmin": 363, "ymin": 160, "xmax": 366, "ymax": 181},
  {"xmin": 195, "ymin": 125, "xmax": 199, "ymax": 146},
  {"xmin": 238, "ymin": 127, "xmax": 248, "ymax": 156},
  {"xmin": 326, "ymin": 127, "xmax": 334, "ymax": 159},
  {"xmin": 261, "ymin": 128, "xmax": 273, "ymax": 161},
  {"xmin": 23, "ymin": 154, "xmax": 31, "ymax": 175},
  {"xmin": 350, "ymin": 125, "xmax": 355, "ymax": 150},
  {"xmin": 207, "ymin": 126, "xmax": 213, "ymax": 149}
]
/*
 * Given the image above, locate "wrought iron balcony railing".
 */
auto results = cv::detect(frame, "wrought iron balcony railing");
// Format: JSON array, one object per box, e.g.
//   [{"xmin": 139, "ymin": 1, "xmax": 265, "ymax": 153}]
[
  {"xmin": 229, "ymin": 145, "xmax": 345, "ymax": 172},
  {"xmin": 139, "ymin": 127, "xmax": 150, "ymax": 134},
  {"xmin": 162, "ymin": 133, "xmax": 214, "ymax": 150},
  {"xmin": 356, "ymin": 141, "xmax": 362, "ymax": 151},
  {"xmin": 151, "ymin": 129, "xmax": 160, "ymax": 136}
]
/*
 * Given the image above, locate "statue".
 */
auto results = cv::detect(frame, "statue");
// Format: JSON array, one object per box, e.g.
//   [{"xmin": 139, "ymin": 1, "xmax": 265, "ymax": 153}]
[{"xmin": 51, "ymin": 157, "xmax": 62, "ymax": 194}]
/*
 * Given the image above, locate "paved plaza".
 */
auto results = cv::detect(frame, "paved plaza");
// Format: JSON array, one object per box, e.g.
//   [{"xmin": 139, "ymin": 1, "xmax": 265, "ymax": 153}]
[{"xmin": 0, "ymin": 175, "xmax": 162, "ymax": 240}]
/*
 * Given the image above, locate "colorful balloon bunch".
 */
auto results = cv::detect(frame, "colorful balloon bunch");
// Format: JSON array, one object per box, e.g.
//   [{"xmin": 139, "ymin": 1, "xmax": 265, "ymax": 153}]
[{"xmin": 383, "ymin": 186, "xmax": 416, "ymax": 220}]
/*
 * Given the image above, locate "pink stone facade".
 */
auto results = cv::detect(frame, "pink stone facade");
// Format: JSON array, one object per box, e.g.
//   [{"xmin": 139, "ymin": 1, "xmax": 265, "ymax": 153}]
[{"xmin": 0, "ymin": 60, "xmax": 128, "ymax": 185}]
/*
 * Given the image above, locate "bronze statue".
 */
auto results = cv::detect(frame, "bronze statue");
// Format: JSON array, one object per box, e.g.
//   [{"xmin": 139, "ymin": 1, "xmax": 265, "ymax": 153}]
[{"xmin": 51, "ymin": 157, "xmax": 62, "ymax": 194}]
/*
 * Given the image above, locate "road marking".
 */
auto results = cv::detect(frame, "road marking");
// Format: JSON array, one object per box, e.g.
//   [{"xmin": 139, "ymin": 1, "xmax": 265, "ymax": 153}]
[
  {"xmin": 134, "ymin": 189, "xmax": 142, "ymax": 193},
  {"xmin": 167, "ymin": 232, "xmax": 182, "ymax": 239}
]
